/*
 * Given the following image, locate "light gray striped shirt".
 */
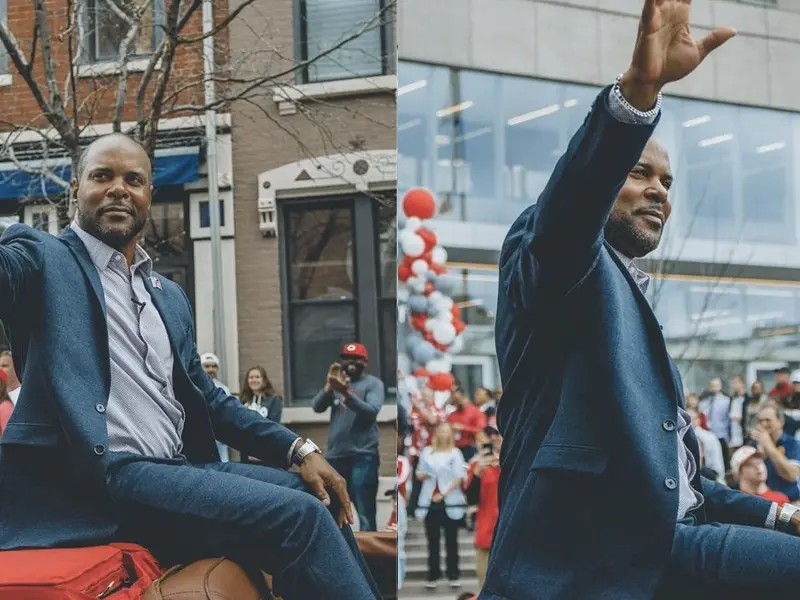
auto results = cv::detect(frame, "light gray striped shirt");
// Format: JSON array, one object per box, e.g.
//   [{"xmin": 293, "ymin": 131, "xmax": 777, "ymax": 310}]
[{"xmin": 72, "ymin": 221, "xmax": 185, "ymax": 458}]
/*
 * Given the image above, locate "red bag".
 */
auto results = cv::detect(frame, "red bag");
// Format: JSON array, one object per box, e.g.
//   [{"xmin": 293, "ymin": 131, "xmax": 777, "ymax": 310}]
[{"xmin": 0, "ymin": 543, "xmax": 163, "ymax": 599}]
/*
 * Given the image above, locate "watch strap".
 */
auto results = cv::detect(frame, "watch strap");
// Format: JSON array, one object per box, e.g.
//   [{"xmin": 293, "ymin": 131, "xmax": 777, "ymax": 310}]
[{"xmin": 777, "ymin": 503, "xmax": 799, "ymax": 532}]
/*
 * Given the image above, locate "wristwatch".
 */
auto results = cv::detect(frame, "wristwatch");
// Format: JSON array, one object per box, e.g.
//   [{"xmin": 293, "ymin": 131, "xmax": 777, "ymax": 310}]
[
  {"xmin": 777, "ymin": 503, "xmax": 800, "ymax": 532},
  {"xmin": 291, "ymin": 439, "xmax": 322, "ymax": 467}
]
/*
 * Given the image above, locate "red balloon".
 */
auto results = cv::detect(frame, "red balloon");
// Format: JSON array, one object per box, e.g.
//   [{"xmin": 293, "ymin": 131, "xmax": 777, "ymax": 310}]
[
  {"xmin": 410, "ymin": 314, "xmax": 427, "ymax": 331},
  {"xmin": 417, "ymin": 228, "xmax": 437, "ymax": 252},
  {"xmin": 429, "ymin": 372, "xmax": 455, "ymax": 391},
  {"xmin": 423, "ymin": 281, "xmax": 435, "ymax": 296},
  {"xmin": 451, "ymin": 305, "xmax": 462, "ymax": 319},
  {"xmin": 454, "ymin": 320, "xmax": 466, "ymax": 334},
  {"xmin": 423, "ymin": 331, "xmax": 435, "ymax": 343},
  {"xmin": 413, "ymin": 367, "xmax": 430, "ymax": 379},
  {"xmin": 430, "ymin": 263, "xmax": 446, "ymax": 276},
  {"xmin": 398, "ymin": 264, "xmax": 411, "ymax": 282},
  {"xmin": 403, "ymin": 188, "xmax": 436, "ymax": 220},
  {"xmin": 433, "ymin": 342, "xmax": 449, "ymax": 352}
]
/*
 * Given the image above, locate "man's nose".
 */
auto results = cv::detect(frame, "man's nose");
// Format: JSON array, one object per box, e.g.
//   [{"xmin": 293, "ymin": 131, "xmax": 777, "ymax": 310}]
[{"xmin": 106, "ymin": 178, "xmax": 128, "ymax": 197}]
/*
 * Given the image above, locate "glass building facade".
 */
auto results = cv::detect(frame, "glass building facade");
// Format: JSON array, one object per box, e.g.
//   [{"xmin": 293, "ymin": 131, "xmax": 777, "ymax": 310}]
[{"xmin": 399, "ymin": 61, "xmax": 800, "ymax": 396}]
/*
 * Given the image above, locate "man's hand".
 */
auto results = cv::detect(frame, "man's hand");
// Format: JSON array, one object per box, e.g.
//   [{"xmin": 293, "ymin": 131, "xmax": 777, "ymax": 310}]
[
  {"xmin": 432, "ymin": 492, "xmax": 444, "ymax": 503},
  {"xmin": 620, "ymin": 0, "xmax": 735, "ymax": 109},
  {"xmin": 299, "ymin": 453, "xmax": 355, "ymax": 527},
  {"xmin": 751, "ymin": 426, "xmax": 776, "ymax": 452},
  {"xmin": 325, "ymin": 363, "xmax": 349, "ymax": 394}
]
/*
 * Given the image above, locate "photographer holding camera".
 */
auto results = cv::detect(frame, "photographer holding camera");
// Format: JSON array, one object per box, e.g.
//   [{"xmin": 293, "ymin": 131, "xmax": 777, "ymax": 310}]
[{"xmin": 313, "ymin": 342, "xmax": 385, "ymax": 531}]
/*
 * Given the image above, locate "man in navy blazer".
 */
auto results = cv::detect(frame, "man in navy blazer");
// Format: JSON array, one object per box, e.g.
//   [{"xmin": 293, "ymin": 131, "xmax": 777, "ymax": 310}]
[
  {"xmin": 484, "ymin": 1, "xmax": 800, "ymax": 599},
  {"xmin": 0, "ymin": 134, "xmax": 379, "ymax": 599}
]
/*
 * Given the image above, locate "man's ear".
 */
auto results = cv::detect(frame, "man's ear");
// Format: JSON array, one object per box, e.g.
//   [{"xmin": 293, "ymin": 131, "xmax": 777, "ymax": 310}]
[{"xmin": 70, "ymin": 178, "xmax": 79, "ymax": 202}]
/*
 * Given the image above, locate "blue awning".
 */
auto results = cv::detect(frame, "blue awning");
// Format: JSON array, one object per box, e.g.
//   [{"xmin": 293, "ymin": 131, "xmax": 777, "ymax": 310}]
[{"xmin": 0, "ymin": 146, "xmax": 200, "ymax": 200}]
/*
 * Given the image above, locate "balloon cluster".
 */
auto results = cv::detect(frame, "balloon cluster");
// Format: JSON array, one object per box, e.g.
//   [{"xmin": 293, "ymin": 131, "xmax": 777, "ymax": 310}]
[{"xmin": 398, "ymin": 188, "xmax": 465, "ymax": 392}]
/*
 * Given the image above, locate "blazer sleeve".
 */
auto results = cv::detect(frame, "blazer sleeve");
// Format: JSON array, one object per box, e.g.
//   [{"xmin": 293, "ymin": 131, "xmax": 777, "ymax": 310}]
[
  {"xmin": 499, "ymin": 87, "xmax": 660, "ymax": 312},
  {"xmin": 0, "ymin": 224, "xmax": 44, "ymax": 319},
  {"xmin": 177, "ymin": 289, "xmax": 299, "ymax": 466},
  {"xmin": 269, "ymin": 396, "xmax": 283, "ymax": 424},
  {"xmin": 701, "ymin": 476, "xmax": 773, "ymax": 528}
]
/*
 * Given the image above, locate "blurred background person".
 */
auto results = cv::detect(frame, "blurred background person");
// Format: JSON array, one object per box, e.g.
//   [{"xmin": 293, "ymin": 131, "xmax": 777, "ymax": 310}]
[
  {"xmin": 749, "ymin": 402, "xmax": 800, "ymax": 502},
  {"xmin": 240, "ymin": 365, "xmax": 283, "ymax": 424},
  {"xmin": 464, "ymin": 420, "xmax": 501, "ymax": 589},
  {"xmin": 200, "ymin": 352, "xmax": 231, "ymax": 462},
  {"xmin": 0, "ymin": 369, "xmax": 13, "ymax": 436},
  {"xmin": 474, "ymin": 386, "xmax": 496, "ymax": 417},
  {"xmin": 408, "ymin": 388, "xmax": 445, "ymax": 515},
  {"xmin": 313, "ymin": 342, "xmax": 384, "ymax": 532},
  {"xmin": 447, "ymin": 384, "xmax": 486, "ymax": 462},
  {"xmin": 730, "ymin": 446, "xmax": 790, "ymax": 505},
  {"xmin": 416, "ymin": 422, "xmax": 467, "ymax": 591},
  {"xmin": 699, "ymin": 377, "xmax": 732, "ymax": 472},
  {"xmin": 0, "ymin": 350, "xmax": 20, "ymax": 405},
  {"xmin": 729, "ymin": 375, "xmax": 747, "ymax": 453},
  {"xmin": 770, "ymin": 367, "xmax": 793, "ymax": 404},
  {"xmin": 688, "ymin": 407, "xmax": 725, "ymax": 482}
]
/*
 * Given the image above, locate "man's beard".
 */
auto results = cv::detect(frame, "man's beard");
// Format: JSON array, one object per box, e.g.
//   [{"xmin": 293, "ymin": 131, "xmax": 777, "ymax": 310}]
[
  {"xmin": 345, "ymin": 364, "xmax": 365, "ymax": 379},
  {"xmin": 605, "ymin": 214, "xmax": 661, "ymax": 258},
  {"xmin": 77, "ymin": 209, "xmax": 147, "ymax": 249}
]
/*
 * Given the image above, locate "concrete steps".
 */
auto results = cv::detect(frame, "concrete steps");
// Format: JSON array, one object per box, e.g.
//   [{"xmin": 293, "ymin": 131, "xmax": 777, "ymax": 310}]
[{"xmin": 399, "ymin": 515, "xmax": 480, "ymax": 599}]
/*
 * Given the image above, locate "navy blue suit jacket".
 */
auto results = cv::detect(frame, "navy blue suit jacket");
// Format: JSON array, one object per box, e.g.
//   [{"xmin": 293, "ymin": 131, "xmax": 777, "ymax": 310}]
[
  {"xmin": 0, "ymin": 224, "xmax": 299, "ymax": 550},
  {"xmin": 483, "ymin": 89, "xmax": 772, "ymax": 599}
]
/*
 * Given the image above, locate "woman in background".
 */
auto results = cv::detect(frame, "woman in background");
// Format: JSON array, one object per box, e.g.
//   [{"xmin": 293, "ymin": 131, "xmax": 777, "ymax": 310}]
[
  {"xmin": 416, "ymin": 422, "xmax": 467, "ymax": 591},
  {"xmin": 0, "ymin": 369, "xmax": 13, "ymax": 436},
  {"xmin": 240, "ymin": 366, "xmax": 283, "ymax": 424}
]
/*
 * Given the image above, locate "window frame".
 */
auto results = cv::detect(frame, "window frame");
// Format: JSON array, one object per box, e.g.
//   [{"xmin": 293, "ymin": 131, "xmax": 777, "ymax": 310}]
[
  {"xmin": 279, "ymin": 193, "xmax": 395, "ymax": 405},
  {"xmin": 293, "ymin": 0, "xmax": 392, "ymax": 85},
  {"xmin": 83, "ymin": 0, "xmax": 165, "ymax": 65}
]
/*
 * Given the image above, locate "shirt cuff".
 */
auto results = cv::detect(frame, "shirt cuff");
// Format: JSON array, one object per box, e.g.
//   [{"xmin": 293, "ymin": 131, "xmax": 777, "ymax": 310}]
[
  {"xmin": 607, "ymin": 86, "xmax": 659, "ymax": 126},
  {"xmin": 765, "ymin": 501, "xmax": 779, "ymax": 530},
  {"xmin": 287, "ymin": 437, "xmax": 303, "ymax": 468}
]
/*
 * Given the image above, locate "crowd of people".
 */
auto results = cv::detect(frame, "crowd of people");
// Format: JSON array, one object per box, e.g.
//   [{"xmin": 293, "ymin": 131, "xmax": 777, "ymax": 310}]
[{"xmin": 397, "ymin": 377, "xmax": 502, "ymax": 595}]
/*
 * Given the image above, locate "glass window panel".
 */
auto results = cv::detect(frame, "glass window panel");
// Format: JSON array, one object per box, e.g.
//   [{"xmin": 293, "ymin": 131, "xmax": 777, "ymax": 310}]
[
  {"xmin": 89, "ymin": 0, "xmax": 163, "ymax": 63},
  {"xmin": 302, "ymin": 0, "xmax": 384, "ymax": 83},
  {"xmin": 290, "ymin": 303, "xmax": 356, "ymax": 402},
  {"xmin": 375, "ymin": 195, "xmax": 396, "ymax": 297},
  {"xmin": 379, "ymin": 298, "xmax": 397, "ymax": 389},
  {"xmin": 199, "ymin": 200, "xmax": 225, "ymax": 229},
  {"xmin": 287, "ymin": 205, "xmax": 355, "ymax": 300},
  {"xmin": 141, "ymin": 202, "xmax": 186, "ymax": 258}
]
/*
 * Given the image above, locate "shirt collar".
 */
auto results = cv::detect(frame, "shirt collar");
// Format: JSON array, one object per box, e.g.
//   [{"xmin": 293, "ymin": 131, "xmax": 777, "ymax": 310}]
[
  {"xmin": 611, "ymin": 247, "xmax": 635, "ymax": 269},
  {"xmin": 71, "ymin": 219, "xmax": 153, "ymax": 275}
]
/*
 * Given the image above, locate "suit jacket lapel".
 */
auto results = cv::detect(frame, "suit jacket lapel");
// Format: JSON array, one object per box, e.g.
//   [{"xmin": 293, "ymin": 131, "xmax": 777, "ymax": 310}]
[
  {"xmin": 142, "ymin": 274, "xmax": 183, "ymax": 363},
  {"xmin": 59, "ymin": 227, "xmax": 107, "ymax": 316}
]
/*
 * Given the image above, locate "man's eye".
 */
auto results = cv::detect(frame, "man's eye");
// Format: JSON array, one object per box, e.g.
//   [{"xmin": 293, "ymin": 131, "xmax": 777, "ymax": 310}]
[{"xmin": 92, "ymin": 172, "xmax": 109, "ymax": 180}]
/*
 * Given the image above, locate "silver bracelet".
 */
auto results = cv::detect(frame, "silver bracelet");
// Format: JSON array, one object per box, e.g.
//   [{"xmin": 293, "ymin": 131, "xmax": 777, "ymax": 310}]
[
  {"xmin": 612, "ymin": 73, "xmax": 662, "ymax": 119},
  {"xmin": 777, "ymin": 503, "xmax": 800, "ymax": 532}
]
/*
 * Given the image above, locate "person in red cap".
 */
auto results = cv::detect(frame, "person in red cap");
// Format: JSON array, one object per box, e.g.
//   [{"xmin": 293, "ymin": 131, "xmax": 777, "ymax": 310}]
[
  {"xmin": 0, "ymin": 368, "xmax": 13, "ymax": 436},
  {"xmin": 313, "ymin": 341, "xmax": 385, "ymax": 531}
]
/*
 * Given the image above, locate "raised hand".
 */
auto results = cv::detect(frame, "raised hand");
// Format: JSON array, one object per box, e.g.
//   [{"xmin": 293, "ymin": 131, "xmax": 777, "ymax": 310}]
[{"xmin": 621, "ymin": 0, "xmax": 735, "ymax": 109}]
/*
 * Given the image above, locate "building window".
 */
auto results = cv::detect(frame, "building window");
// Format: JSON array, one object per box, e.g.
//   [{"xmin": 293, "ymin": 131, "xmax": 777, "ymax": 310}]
[
  {"xmin": 83, "ymin": 0, "xmax": 165, "ymax": 64},
  {"xmin": 295, "ymin": 0, "xmax": 392, "ymax": 84},
  {"xmin": 282, "ymin": 193, "xmax": 396, "ymax": 405}
]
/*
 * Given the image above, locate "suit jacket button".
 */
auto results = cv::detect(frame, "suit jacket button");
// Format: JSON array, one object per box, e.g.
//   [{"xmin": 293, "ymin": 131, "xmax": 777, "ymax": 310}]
[
  {"xmin": 96, "ymin": 403, "xmax": 106, "ymax": 414},
  {"xmin": 662, "ymin": 420, "xmax": 676, "ymax": 432},
  {"xmin": 93, "ymin": 444, "xmax": 106, "ymax": 456},
  {"xmin": 664, "ymin": 477, "xmax": 677, "ymax": 490}
]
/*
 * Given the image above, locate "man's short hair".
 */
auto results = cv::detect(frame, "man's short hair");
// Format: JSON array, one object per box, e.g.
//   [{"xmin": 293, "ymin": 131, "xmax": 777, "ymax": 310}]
[
  {"xmin": 0, "ymin": 350, "xmax": 11, "ymax": 357},
  {"xmin": 76, "ymin": 133, "xmax": 151, "ymax": 181},
  {"xmin": 760, "ymin": 401, "xmax": 785, "ymax": 421}
]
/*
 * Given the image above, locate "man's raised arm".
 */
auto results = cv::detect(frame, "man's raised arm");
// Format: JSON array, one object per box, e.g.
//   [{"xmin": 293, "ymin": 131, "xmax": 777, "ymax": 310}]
[
  {"xmin": 0, "ymin": 225, "xmax": 44, "ymax": 318},
  {"xmin": 500, "ymin": 1, "xmax": 735, "ymax": 311}
]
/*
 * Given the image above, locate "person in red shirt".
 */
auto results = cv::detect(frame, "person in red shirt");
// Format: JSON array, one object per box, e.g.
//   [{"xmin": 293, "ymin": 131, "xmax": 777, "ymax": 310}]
[
  {"xmin": 464, "ymin": 421, "xmax": 501, "ymax": 588},
  {"xmin": 447, "ymin": 384, "xmax": 486, "ymax": 461},
  {"xmin": 731, "ymin": 445, "xmax": 790, "ymax": 505},
  {"xmin": 769, "ymin": 367, "xmax": 792, "ymax": 405}
]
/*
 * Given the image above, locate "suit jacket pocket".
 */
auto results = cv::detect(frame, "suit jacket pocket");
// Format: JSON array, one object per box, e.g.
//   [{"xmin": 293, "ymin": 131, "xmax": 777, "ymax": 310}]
[
  {"xmin": 0, "ymin": 422, "xmax": 61, "ymax": 446},
  {"xmin": 531, "ymin": 443, "xmax": 609, "ymax": 475}
]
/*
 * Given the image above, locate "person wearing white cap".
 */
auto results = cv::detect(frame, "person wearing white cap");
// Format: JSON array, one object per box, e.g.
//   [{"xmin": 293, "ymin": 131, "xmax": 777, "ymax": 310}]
[
  {"xmin": 200, "ymin": 352, "xmax": 230, "ymax": 462},
  {"xmin": 731, "ymin": 446, "xmax": 790, "ymax": 506}
]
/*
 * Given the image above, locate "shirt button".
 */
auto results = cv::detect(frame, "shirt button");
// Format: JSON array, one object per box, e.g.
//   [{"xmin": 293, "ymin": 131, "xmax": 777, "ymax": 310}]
[
  {"xmin": 95, "ymin": 403, "xmax": 106, "ymax": 414},
  {"xmin": 664, "ymin": 477, "xmax": 677, "ymax": 490},
  {"xmin": 662, "ymin": 419, "xmax": 676, "ymax": 432},
  {"xmin": 93, "ymin": 444, "xmax": 105, "ymax": 456}
]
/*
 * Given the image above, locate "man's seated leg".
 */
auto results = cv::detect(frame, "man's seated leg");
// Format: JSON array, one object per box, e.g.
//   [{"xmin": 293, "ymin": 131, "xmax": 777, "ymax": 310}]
[
  {"xmin": 106, "ymin": 457, "xmax": 377, "ymax": 600},
  {"xmin": 657, "ymin": 520, "xmax": 800, "ymax": 598},
  {"xmin": 197, "ymin": 460, "xmax": 380, "ymax": 595}
]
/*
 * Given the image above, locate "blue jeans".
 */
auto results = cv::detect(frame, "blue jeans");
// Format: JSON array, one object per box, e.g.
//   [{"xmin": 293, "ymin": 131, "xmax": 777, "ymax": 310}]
[
  {"xmin": 656, "ymin": 519, "xmax": 800, "ymax": 599},
  {"xmin": 106, "ymin": 454, "xmax": 379, "ymax": 600},
  {"xmin": 328, "ymin": 454, "xmax": 379, "ymax": 531}
]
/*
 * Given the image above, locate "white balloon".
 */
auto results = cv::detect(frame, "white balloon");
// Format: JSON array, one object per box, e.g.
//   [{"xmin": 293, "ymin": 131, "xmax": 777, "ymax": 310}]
[
  {"xmin": 406, "ymin": 216, "xmax": 422, "ymax": 232},
  {"xmin": 436, "ymin": 297, "xmax": 454, "ymax": 311},
  {"xmin": 411, "ymin": 259, "xmax": 429, "ymax": 276},
  {"xmin": 428, "ymin": 291, "xmax": 444, "ymax": 305},
  {"xmin": 432, "ymin": 321, "xmax": 456, "ymax": 345},
  {"xmin": 401, "ymin": 233, "xmax": 425, "ymax": 258},
  {"xmin": 431, "ymin": 246, "xmax": 448, "ymax": 265},
  {"xmin": 426, "ymin": 359, "xmax": 447, "ymax": 374},
  {"xmin": 424, "ymin": 318, "xmax": 435, "ymax": 332},
  {"xmin": 449, "ymin": 335, "xmax": 464, "ymax": 354},
  {"xmin": 397, "ymin": 287, "xmax": 410, "ymax": 303},
  {"xmin": 439, "ymin": 355, "xmax": 453, "ymax": 371}
]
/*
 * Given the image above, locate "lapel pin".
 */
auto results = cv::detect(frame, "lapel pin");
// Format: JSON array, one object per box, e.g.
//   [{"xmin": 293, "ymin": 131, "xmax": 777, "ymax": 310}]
[{"xmin": 150, "ymin": 276, "xmax": 162, "ymax": 290}]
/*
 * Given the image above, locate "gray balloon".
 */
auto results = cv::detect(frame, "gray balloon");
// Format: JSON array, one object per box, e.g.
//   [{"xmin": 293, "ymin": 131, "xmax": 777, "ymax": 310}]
[
  {"xmin": 434, "ymin": 274, "xmax": 457, "ymax": 295},
  {"xmin": 425, "ymin": 270, "xmax": 438, "ymax": 281},
  {"xmin": 412, "ymin": 341, "xmax": 437, "ymax": 364},
  {"xmin": 398, "ymin": 211, "xmax": 407, "ymax": 230},
  {"xmin": 408, "ymin": 294, "xmax": 428, "ymax": 314},
  {"xmin": 427, "ymin": 302, "xmax": 440, "ymax": 317},
  {"xmin": 405, "ymin": 333, "xmax": 424, "ymax": 354}
]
